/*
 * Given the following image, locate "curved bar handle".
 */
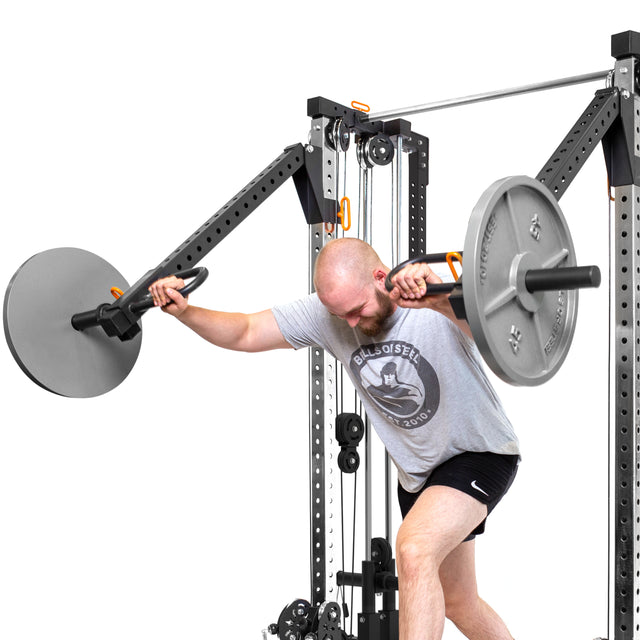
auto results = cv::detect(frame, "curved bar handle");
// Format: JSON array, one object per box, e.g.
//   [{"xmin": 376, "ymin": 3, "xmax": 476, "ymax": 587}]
[
  {"xmin": 384, "ymin": 252, "xmax": 463, "ymax": 294},
  {"xmin": 129, "ymin": 266, "xmax": 209, "ymax": 314}
]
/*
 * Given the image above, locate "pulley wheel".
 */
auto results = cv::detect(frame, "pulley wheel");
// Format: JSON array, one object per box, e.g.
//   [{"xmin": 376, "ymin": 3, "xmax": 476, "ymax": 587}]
[
  {"xmin": 4, "ymin": 247, "xmax": 142, "ymax": 397},
  {"xmin": 463, "ymin": 176, "xmax": 578, "ymax": 385}
]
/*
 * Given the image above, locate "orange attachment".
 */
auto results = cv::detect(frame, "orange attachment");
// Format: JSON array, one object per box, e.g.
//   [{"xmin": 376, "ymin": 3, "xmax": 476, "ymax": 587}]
[
  {"xmin": 351, "ymin": 101, "xmax": 370, "ymax": 113},
  {"xmin": 110, "ymin": 287, "xmax": 124, "ymax": 299},
  {"xmin": 324, "ymin": 222, "xmax": 335, "ymax": 234},
  {"xmin": 445, "ymin": 252, "xmax": 463, "ymax": 280},
  {"xmin": 337, "ymin": 197, "xmax": 351, "ymax": 231}
]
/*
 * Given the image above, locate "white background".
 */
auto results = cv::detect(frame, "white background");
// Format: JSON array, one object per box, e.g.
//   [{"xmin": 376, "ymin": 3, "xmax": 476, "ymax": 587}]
[{"xmin": 1, "ymin": 2, "xmax": 636, "ymax": 638}]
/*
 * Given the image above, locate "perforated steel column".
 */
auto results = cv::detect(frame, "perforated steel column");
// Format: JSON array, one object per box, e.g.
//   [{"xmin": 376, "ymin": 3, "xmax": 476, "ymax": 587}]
[
  {"xmin": 308, "ymin": 224, "xmax": 341, "ymax": 607},
  {"xmin": 609, "ymin": 50, "xmax": 640, "ymax": 640},
  {"xmin": 611, "ymin": 181, "xmax": 640, "ymax": 640}
]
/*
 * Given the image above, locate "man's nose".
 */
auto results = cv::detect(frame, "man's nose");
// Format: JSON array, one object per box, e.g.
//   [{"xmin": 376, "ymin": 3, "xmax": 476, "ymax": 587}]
[{"xmin": 346, "ymin": 316, "xmax": 360, "ymax": 328}]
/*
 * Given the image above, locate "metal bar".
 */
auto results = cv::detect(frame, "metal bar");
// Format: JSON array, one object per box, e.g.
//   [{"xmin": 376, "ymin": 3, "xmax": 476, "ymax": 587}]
[
  {"xmin": 385, "ymin": 454, "xmax": 393, "ymax": 542},
  {"xmin": 359, "ymin": 155, "xmax": 374, "ymax": 563},
  {"xmin": 367, "ymin": 70, "xmax": 610, "ymax": 121},
  {"xmin": 108, "ymin": 144, "xmax": 306, "ymax": 337},
  {"xmin": 608, "ymin": 52, "xmax": 640, "ymax": 640},
  {"xmin": 609, "ymin": 181, "xmax": 640, "ymax": 640},
  {"xmin": 362, "ymin": 168, "xmax": 373, "ymax": 244},
  {"xmin": 364, "ymin": 418, "xmax": 373, "ymax": 564},
  {"xmin": 308, "ymin": 224, "xmax": 327, "ymax": 607},
  {"xmin": 397, "ymin": 135, "xmax": 404, "ymax": 262},
  {"xmin": 386, "ymin": 136, "xmax": 404, "ymax": 543},
  {"xmin": 308, "ymin": 224, "xmax": 342, "ymax": 607}
]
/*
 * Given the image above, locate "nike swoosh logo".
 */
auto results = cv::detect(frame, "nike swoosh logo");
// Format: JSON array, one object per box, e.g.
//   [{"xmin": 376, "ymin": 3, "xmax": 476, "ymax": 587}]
[{"xmin": 471, "ymin": 480, "xmax": 489, "ymax": 497}]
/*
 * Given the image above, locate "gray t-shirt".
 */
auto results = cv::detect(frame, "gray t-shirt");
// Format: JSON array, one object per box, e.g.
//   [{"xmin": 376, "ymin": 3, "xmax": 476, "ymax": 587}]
[{"xmin": 272, "ymin": 294, "xmax": 519, "ymax": 492}]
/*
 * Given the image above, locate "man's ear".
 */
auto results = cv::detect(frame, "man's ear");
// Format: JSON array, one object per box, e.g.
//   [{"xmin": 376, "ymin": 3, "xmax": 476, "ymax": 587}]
[{"xmin": 373, "ymin": 268, "xmax": 389, "ymax": 290}]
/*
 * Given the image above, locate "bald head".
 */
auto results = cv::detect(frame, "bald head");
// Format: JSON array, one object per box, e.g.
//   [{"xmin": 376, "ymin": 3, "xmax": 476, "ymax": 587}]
[{"xmin": 313, "ymin": 238, "xmax": 386, "ymax": 296}]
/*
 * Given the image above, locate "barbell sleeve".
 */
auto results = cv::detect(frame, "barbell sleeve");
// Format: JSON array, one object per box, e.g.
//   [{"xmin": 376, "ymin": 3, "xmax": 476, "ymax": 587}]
[
  {"xmin": 524, "ymin": 265, "xmax": 601, "ymax": 293},
  {"xmin": 70, "ymin": 304, "xmax": 111, "ymax": 332}
]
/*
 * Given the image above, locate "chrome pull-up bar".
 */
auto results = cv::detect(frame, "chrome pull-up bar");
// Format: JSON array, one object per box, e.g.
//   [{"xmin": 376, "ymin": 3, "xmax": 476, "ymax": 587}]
[{"xmin": 367, "ymin": 69, "xmax": 612, "ymax": 121}]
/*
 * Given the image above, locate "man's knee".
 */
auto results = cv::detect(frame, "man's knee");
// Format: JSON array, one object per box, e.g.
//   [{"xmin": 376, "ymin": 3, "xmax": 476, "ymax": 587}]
[{"xmin": 395, "ymin": 528, "xmax": 442, "ymax": 578}]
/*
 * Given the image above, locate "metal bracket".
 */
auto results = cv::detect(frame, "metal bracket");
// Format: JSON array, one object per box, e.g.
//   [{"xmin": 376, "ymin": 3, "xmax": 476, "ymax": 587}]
[
  {"xmin": 536, "ymin": 88, "xmax": 620, "ymax": 199},
  {"xmin": 602, "ymin": 57, "xmax": 640, "ymax": 187}
]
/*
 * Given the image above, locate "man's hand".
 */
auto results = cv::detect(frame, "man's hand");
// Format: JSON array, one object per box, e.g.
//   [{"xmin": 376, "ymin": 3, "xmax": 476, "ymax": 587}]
[
  {"xmin": 148, "ymin": 276, "xmax": 188, "ymax": 317},
  {"xmin": 388, "ymin": 262, "xmax": 473, "ymax": 339},
  {"xmin": 388, "ymin": 262, "xmax": 445, "ymax": 309}
]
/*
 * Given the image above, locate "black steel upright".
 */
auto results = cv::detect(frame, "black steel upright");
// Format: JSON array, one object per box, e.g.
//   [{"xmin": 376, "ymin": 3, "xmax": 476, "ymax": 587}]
[{"xmin": 603, "ymin": 30, "xmax": 640, "ymax": 640}]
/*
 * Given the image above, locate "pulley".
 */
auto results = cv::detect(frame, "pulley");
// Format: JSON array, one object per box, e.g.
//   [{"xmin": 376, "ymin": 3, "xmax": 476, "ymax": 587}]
[
  {"xmin": 356, "ymin": 133, "xmax": 395, "ymax": 169},
  {"xmin": 385, "ymin": 175, "xmax": 601, "ymax": 386},
  {"xmin": 335, "ymin": 413, "xmax": 365, "ymax": 446},
  {"xmin": 327, "ymin": 118, "xmax": 350, "ymax": 152},
  {"xmin": 336, "ymin": 412, "xmax": 364, "ymax": 473},
  {"xmin": 268, "ymin": 599, "xmax": 346, "ymax": 640},
  {"xmin": 269, "ymin": 599, "xmax": 313, "ymax": 640}
]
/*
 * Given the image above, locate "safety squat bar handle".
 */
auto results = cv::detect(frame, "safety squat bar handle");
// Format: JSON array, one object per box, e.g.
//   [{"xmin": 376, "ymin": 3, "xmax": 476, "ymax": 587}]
[
  {"xmin": 384, "ymin": 253, "xmax": 601, "ymax": 295},
  {"xmin": 71, "ymin": 267, "xmax": 209, "ymax": 331},
  {"xmin": 129, "ymin": 267, "xmax": 209, "ymax": 313},
  {"xmin": 384, "ymin": 253, "xmax": 463, "ymax": 295}
]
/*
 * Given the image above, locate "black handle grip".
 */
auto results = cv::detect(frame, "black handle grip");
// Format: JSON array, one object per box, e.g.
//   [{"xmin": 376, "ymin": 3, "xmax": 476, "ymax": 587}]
[
  {"xmin": 129, "ymin": 267, "xmax": 209, "ymax": 313},
  {"xmin": 385, "ymin": 252, "xmax": 462, "ymax": 294}
]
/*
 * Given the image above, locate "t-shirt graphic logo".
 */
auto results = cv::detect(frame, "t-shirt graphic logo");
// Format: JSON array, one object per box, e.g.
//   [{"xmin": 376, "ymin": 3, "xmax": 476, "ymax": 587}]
[{"xmin": 349, "ymin": 340, "xmax": 440, "ymax": 429}]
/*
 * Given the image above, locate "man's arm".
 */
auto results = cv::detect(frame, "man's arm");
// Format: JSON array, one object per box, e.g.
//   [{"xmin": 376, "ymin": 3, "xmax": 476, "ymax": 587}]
[
  {"xmin": 148, "ymin": 277, "xmax": 293, "ymax": 352},
  {"xmin": 387, "ymin": 263, "xmax": 473, "ymax": 339}
]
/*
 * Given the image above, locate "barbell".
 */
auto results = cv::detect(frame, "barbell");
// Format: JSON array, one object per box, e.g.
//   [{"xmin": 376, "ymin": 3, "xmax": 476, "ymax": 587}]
[
  {"xmin": 386, "ymin": 175, "xmax": 601, "ymax": 385},
  {"xmin": 3, "ymin": 175, "xmax": 599, "ymax": 396}
]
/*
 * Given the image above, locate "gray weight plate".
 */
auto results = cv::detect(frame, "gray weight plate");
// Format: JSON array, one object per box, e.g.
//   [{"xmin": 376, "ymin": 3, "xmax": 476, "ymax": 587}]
[
  {"xmin": 4, "ymin": 247, "xmax": 142, "ymax": 397},
  {"xmin": 463, "ymin": 176, "xmax": 578, "ymax": 386}
]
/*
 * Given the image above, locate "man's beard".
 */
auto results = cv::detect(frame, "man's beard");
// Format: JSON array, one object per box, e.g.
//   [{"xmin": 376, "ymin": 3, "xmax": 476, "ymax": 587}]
[{"xmin": 358, "ymin": 289, "xmax": 395, "ymax": 337}]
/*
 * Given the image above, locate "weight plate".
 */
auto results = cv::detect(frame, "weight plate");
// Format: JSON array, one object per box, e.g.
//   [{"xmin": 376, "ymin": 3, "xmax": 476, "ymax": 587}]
[
  {"xmin": 462, "ymin": 176, "xmax": 578, "ymax": 386},
  {"xmin": 4, "ymin": 247, "xmax": 142, "ymax": 397}
]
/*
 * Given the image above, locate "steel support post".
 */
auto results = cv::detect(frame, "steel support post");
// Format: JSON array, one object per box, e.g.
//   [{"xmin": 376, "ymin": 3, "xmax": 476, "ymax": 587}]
[
  {"xmin": 610, "ymin": 182, "xmax": 640, "ymax": 640},
  {"xmin": 308, "ymin": 222, "xmax": 343, "ymax": 608},
  {"xmin": 608, "ymin": 45, "xmax": 640, "ymax": 640},
  {"xmin": 306, "ymin": 105, "xmax": 343, "ymax": 607}
]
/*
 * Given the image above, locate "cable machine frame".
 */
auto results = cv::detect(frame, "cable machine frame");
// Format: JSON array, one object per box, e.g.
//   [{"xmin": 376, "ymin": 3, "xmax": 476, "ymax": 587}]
[
  {"xmin": 14, "ymin": 28, "xmax": 636, "ymax": 640},
  {"xmin": 297, "ymin": 29, "xmax": 640, "ymax": 640}
]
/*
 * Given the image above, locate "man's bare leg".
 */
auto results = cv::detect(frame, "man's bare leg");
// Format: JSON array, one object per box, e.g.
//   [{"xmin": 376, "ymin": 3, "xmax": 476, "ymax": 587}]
[
  {"xmin": 395, "ymin": 485, "xmax": 504, "ymax": 640},
  {"xmin": 440, "ymin": 540, "xmax": 514, "ymax": 640}
]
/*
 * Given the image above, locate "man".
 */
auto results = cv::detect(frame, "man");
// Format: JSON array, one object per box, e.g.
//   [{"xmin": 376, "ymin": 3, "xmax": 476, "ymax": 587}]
[{"xmin": 149, "ymin": 237, "xmax": 519, "ymax": 640}]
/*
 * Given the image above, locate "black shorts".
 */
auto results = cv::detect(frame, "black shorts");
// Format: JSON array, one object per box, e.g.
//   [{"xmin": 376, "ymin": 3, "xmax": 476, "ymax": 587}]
[{"xmin": 397, "ymin": 452, "xmax": 519, "ymax": 540}]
